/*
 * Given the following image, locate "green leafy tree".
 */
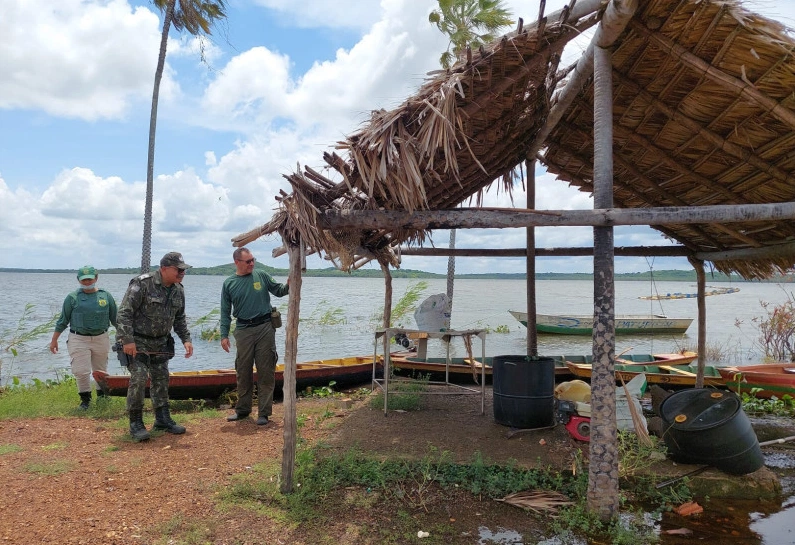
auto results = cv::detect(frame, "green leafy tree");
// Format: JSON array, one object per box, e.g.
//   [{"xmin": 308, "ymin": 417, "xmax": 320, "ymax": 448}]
[
  {"xmin": 141, "ymin": 0, "xmax": 228, "ymax": 272},
  {"xmin": 428, "ymin": 0, "xmax": 513, "ymax": 70}
]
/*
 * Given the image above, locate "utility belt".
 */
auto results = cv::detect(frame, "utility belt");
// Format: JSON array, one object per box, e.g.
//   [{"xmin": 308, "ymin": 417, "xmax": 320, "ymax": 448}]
[
  {"xmin": 70, "ymin": 329, "xmax": 107, "ymax": 337},
  {"xmin": 134, "ymin": 332, "xmax": 168, "ymax": 340},
  {"xmin": 132, "ymin": 332, "xmax": 175, "ymax": 359},
  {"xmin": 236, "ymin": 315, "xmax": 270, "ymax": 327}
]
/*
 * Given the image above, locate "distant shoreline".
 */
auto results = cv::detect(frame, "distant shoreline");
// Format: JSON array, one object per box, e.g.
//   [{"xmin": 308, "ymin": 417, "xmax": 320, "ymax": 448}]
[{"xmin": 0, "ymin": 267, "xmax": 781, "ymax": 282}]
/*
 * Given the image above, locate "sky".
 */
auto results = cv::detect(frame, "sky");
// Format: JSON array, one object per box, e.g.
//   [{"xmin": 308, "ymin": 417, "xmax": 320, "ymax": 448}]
[{"xmin": 1, "ymin": 0, "xmax": 793, "ymax": 275}]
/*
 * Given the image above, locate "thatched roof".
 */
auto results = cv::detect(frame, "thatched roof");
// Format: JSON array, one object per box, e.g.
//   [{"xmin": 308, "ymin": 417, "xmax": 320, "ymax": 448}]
[{"xmin": 234, "ymin": 0, "xmax": 795, "ymax": 280}]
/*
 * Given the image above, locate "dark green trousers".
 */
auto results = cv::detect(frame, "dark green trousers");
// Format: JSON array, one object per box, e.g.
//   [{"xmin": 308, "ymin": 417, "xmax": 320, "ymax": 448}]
[{"xmin": 233, "ymin": 322, "xmax": 277, "ymax": 416}]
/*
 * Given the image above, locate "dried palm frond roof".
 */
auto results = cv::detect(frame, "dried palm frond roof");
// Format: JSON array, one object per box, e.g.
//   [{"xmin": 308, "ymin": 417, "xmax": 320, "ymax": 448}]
[
  {"xmin": 542, "ymin": 0, "xmax": 795, "ymax": 279},
  {"xmin": 233, "ymin": 0, "xmax": 602, "ymax": 269},
  {"xmin": 234, "ymin": 0, "xmax": 795, "ymax": 280}
]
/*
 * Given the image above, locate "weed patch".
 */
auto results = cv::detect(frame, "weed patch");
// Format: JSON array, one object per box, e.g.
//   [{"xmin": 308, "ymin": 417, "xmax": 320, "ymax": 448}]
[{"xmin": 24, "ymin": 459, "xmax": 73, "ymax": 476}]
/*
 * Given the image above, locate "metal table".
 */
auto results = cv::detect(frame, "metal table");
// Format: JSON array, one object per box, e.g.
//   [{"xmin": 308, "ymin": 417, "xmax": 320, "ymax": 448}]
[{"xmin": 372, "ymin": 328, "xmax": 487, "ymax": 416}]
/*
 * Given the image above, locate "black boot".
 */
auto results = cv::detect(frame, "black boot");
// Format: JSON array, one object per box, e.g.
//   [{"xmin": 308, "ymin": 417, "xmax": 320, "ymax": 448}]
[
  {"xmin": 78, "ymin": 392, "xmax": 91, "ymax": 410},
  {"xmin": 129, "ymin": 409, "xmax": 150, "ymax": 442},
  {"xmin": 153, "ymin": 405, "xmax": 186, "ymax": 434}
]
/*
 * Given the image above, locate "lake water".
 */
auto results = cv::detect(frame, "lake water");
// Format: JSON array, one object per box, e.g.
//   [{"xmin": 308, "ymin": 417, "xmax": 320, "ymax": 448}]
[{"xmin": 1, "ymin": 271, "xmax": 791, "ymax": 384}]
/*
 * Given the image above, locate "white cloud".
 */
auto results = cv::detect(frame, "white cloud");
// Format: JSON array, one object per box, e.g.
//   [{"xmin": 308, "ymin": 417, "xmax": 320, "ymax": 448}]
[{"xmin": 0, "ymin": 0, "xmax": 168, "ymax": 120}]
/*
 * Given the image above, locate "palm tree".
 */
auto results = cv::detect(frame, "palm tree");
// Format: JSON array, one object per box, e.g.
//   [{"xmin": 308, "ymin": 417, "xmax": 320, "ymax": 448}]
[
  {"xmin": 429, "ymin": 0, "xmax": 513, "ymax": 70},
  {"xmin": 429, "ymin": 0, "xmax": 512, "ymax": 327},
  {"xmin": 141, "ymin": 0, "xmax": 228, "ymax": 272}
]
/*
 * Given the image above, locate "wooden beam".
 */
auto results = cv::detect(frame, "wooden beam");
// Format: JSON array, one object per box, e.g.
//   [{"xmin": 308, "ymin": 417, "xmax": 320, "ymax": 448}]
[
  {"xmin": 695, "ymin": 241, "xmax": 795, "ymax": 262},
  {"xmin": 397, "ymin": 246, "xmax": 690, "ymax": 257},
  {"xmin": 398, "ymin": 243, "xmax": 795, "ymax": 262},
  {"xmin": 318, "ymin": 202, "xmax": 795, "ymax": 230}
]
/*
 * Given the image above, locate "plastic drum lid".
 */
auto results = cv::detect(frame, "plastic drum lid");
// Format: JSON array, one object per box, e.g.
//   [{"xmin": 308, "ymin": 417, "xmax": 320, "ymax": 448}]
[{"xmin": 660, "ymin": 389, "xmax": 740, "ymax": 431}]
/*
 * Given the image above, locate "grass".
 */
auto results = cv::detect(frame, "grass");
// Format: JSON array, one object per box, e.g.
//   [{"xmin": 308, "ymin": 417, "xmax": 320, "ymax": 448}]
[
  {"xmin": 219, "ymin": 441, "xmax": 679, "ymax": 545},
  {"xmin": 0, "ymin": 443, "xmax": 23, "ymax": 455},
  {"xmin": 24, "ymin": 459, "xmax": 74, "ymax": 476},
  {"xmin": 369, "ymin": 375, "xmax": 429, "ymax": 411}
]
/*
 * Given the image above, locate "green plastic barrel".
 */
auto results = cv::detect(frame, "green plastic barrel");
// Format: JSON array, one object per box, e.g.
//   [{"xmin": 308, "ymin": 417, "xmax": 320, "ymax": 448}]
[{"xmin": 660, "ymin": 388, "xmax": 763, "ymax": 475}]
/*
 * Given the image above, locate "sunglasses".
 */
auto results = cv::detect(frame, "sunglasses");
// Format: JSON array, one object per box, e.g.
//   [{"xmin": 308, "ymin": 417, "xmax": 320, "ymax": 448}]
[
  {"xmin": 172, "ymin": 267, "xmax": 186, "ymax": 275},
  {"xmin": 237, "ymin": 258, "xmax": 255, "ymax": 265}
]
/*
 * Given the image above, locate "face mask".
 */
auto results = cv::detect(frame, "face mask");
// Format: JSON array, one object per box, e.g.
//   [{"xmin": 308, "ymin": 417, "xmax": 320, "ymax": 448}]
[{"xmin": 79, "ymin": 282, "xmax": 97, "ymax": 291}]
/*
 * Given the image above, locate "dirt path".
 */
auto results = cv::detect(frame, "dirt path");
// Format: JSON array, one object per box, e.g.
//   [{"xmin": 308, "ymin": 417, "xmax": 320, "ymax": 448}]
[
  {"xmin": 0, "ymin": 401, "xmax": 332, "ymax": 544},
  {"xmin": 0, "ymin": 389, "xmax": 577, "ymax": 544}
]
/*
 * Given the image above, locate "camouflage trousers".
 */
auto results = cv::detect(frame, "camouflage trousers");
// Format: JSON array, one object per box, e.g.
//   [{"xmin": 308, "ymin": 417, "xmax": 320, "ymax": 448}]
[{"xmin": 126, "ymin": 354, "xmax": 171, "ymax": 411}]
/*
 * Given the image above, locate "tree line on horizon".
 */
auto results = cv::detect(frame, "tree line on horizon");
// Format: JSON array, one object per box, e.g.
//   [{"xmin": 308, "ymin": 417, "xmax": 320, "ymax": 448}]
[{"xmin": 2, "ymin": 265, "xmax": 769, "ymax": 282}]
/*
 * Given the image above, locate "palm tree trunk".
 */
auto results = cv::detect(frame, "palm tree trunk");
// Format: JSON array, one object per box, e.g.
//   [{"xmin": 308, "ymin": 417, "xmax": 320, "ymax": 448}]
[
  {"xmin": 141, "ymin": 0, "xmax": 175, "ymax": 273},
  {"xmin": 587, "ymin": 42, "xmax": 619, "ymax": 520}
]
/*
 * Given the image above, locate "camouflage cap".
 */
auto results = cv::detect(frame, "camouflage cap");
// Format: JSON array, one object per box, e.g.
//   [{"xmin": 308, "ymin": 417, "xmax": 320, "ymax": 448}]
[
  {"xmin": 77, "ymin": 265, "xmax": 97, "ymax": 280},
  {"xmin": 160, "ymin": 252, "xmax": 192, "ymax": 270}
]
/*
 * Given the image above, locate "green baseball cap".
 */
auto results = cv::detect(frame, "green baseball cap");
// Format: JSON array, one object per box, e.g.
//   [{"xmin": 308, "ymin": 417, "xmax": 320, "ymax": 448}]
[{"xmin": 77, "ymin": 265, "xmax": 97, "ymax": 280}]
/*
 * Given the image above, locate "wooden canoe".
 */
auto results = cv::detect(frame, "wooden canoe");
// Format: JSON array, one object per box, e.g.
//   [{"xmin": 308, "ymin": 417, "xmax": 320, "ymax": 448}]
[
  {"xmin": 93, "ymin": 355, "xmax": 382, "ymax": 400},
  {"xmin": 717, "ymin": 364, "xmax": 795, "ymax": 399},
  {"xmin": 565, "ymin": 357, "xmax": 727, "ymax": 388},
  {"xmin": 509, "ymin": 310, "xmax": 693, "ymax": 336},
  {"xmin": 387, "ymin": 351, "xmax": 698, "ymax": 384}
]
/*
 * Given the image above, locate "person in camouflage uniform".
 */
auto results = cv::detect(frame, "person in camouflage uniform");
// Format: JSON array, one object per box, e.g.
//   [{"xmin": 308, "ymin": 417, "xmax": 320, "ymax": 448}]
[{"xmin": 116, "ymin": 252, "xmax": 194, "ymax": 441}]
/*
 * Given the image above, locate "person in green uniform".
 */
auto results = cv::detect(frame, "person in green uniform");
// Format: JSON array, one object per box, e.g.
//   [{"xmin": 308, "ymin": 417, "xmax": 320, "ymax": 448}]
[
  {"xmin": 220, "ymin": 247, "xmax": 289, "ymax": 425},
  {"xmin": 116, "ymin": 252, "xmax": 194, "ymax": 442},
  {"xmin": 50, "ymin": 265, "xmax": 118, "ymax": 410}
]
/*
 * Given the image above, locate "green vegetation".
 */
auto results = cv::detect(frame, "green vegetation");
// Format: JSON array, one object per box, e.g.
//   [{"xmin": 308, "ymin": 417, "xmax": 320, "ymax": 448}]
[
  {"xmin": 24, "ymin": 460, "xmax": 74, "ymax": 476},
  {"xmin": 0, "ymin": 444, "xmax": 23, "ymax": 455},
  {"xmin": 1, "ymin": 304, "xmax": 58, "ymax": 381},
  {"xmin": 755, "ymin": 290, "xmax": 795, "ymax": 361},
  {"xmin": 368, "ymin": 375, "xmax": 429, "ymax": 411},
  {"xmin": 740, "ymin": 391, "xmax": 795, "ymax": 417},
  {"xmin": 301, "ymin": 300, "xmax": 346, "ymax": 326},
  {"xmin": 222, "ymin": 435, "xmax": 684, "ymax": 545}
]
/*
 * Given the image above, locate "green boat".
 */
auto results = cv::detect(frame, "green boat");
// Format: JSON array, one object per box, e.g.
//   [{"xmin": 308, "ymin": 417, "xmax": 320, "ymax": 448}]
[{"xmin": 509, "ymin": 311, "xmax": 693, "ymax": 336}]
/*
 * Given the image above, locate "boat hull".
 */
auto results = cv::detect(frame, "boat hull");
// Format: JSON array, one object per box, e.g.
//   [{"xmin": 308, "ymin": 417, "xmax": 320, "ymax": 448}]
[
  {"xmin": 387, "ymin": 352, "xmax": 697, "ymax": 384},
  {"xmin": 509, "ymin": 311, "xmax": 693, "ymax": 335},
  {"xmin": 564, "ymin": 354, "xmax": 724, "ymax": 388},
  {"xmin": 93, "ymin": 356, "xmax": 382, "ymax": 400},
  {"xmin": 718, "ymin": 364, "xmax": 795, "ymax": 399}
]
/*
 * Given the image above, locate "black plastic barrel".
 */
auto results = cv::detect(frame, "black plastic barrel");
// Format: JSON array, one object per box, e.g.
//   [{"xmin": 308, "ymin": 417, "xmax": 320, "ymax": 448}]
[
  {"xmin": 660, "ymin": 388, "xmax": 763, "ymax": 475},
  {"xmin": 492, "ymin": 355, "xmax": 555, "ymax": 429}
]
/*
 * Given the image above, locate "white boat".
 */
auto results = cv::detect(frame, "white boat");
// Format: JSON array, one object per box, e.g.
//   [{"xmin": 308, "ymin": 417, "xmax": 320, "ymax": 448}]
[{"xmin": 509, "ymin": 311, "xmax": 693, "ymax": 336}]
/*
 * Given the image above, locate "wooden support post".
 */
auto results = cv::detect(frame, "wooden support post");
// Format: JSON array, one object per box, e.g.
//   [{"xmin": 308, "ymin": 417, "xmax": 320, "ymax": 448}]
[
  {"xmin": 526, "ymin": 159, "xmax": 538, "ymax": 356},
  {"xmin": 381, "ymin": 262, "xmax": 393, "ymax": 370},
  {"xmin": 280, "ymin": 240, "xmax": 303, "ymax": 493},
  {"xmin": 688, "ymin": 256, "xmax": 707, "ymax": 388},
  {"xmin": 381, "ymin": 262, "xmax": 392, "ymax": 329}
]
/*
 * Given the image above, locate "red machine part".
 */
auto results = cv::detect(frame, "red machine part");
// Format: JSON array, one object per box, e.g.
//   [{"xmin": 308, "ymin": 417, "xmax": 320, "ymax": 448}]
[{"xmin": 564, "ymin": 415, "xmax": 591, "ymax": 442}]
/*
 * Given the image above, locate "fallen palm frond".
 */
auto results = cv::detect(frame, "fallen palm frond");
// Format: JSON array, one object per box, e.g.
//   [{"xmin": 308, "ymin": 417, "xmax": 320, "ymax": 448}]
[
  {"xmin": 462, "ymin": 333, "xmax": 477, "ymax": 383},
  {"xmin": 495, "ymin": 490, "xmax": 573, "ymax": 514},
  {"xmin": 621, "ymin": 376, "xmax": 654, "ymax": 449}
]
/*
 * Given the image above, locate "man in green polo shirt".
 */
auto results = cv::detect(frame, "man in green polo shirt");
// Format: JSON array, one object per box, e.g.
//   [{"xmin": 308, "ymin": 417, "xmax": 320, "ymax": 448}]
[
  {"xmin": 50, "ymin": 265, "xmax": 118, "ymax": 410},
  {"xmin": 220, "ymin": 247, "xmax": 289, "ymax": 425}
]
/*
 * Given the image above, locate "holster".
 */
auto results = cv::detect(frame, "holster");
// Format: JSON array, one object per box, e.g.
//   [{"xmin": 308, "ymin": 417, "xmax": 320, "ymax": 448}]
[
  {"xmin": 112, "ymin": 341, "xmax": 134, "ymax": 367},
  {"xmin": 166, "ymin": 335, "xmax": 175, "ymax": 359}
]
